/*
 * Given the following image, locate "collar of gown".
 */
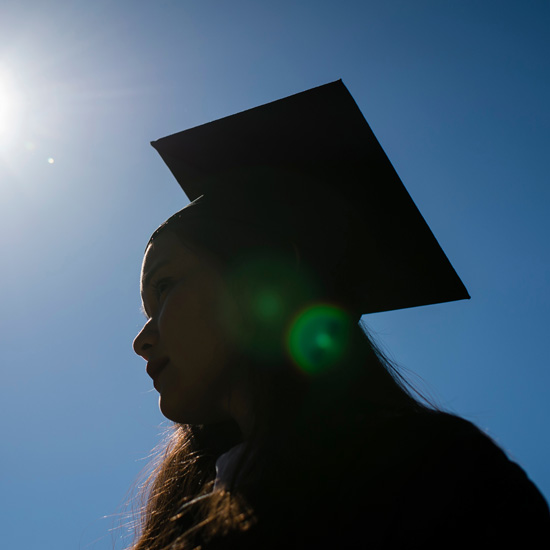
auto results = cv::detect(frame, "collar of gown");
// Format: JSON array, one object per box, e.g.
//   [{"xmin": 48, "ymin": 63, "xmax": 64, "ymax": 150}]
[{"xmin": 214, "ymin": 442, "xmax": 248, "ymax": 491}]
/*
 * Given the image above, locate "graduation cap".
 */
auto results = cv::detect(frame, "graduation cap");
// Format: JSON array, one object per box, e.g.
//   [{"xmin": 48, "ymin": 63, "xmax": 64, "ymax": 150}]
[{"xmin": 151, "ymin": 80, "xmax": 469, "ymax": 315}]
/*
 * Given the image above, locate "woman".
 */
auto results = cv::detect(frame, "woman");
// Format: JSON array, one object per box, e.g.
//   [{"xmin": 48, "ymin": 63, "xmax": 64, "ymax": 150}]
[{"xmin": 130, "ymin": 82, "xmax": 549, "ymax": 549}]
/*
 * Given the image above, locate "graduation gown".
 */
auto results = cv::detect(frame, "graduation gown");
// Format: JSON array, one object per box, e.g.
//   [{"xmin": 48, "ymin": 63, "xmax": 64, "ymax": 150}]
[{"xmin": 207, "ymin": 411, "xmax": 550, "ymax": 549}]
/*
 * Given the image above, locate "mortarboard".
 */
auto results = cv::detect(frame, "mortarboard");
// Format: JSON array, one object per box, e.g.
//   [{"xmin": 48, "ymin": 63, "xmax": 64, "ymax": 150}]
[{"xmin": 151, "ymin": 80, "xmax": 469, "ymax": 315}]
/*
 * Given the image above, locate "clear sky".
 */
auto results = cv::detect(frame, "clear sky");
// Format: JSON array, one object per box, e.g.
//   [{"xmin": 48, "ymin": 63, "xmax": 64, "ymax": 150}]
[{"xmin": 0, "ymin": 1, "xmax": 548, "ymax": 548}]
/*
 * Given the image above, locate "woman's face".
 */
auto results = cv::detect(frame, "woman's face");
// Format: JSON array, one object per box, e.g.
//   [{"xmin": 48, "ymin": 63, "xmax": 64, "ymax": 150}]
[{"xmin": 133, "ymin": 229, "xmax": 239, "ymax": 425}]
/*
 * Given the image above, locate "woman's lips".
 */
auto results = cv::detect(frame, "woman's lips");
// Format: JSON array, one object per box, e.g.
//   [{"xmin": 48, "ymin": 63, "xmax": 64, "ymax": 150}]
[{"xmin": 146, "ymin": 357, "xmax": 169, "ymax": 383}]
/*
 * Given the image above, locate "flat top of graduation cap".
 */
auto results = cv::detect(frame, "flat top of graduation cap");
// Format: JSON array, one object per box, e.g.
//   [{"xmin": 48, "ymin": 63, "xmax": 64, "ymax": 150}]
[{"xmin": 151, "ymin": 80, "xmax": 469, "ymax": 315}]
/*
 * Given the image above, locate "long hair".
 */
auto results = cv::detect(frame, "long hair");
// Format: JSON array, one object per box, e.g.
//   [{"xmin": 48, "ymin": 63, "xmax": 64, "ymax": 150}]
[{"xmin": 127, "ymin": 210, "xmax": 437, "ymax": 549}]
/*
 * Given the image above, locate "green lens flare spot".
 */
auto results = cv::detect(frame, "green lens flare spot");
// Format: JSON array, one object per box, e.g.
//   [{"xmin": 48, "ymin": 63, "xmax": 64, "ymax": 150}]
[
  {"xmin": 220, "ymin": 252, "xmax": 319, "ymax": 360},
  {"xmin": 287, "ymin": 304, "xmax": 352, "ymax": 374},
  {"xmin": 315, "ymin": 332, "xmax": 333, "ymax": 349}
]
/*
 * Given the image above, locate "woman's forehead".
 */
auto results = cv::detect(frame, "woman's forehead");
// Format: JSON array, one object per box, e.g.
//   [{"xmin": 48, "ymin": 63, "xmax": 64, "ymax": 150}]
[
  {"xmin": 141, "ymin": 232, "xmax": 187, "ymax": 279},
  {"xmin": 141, "ymin": 229, "xmax": 214, "ymax": 286}
]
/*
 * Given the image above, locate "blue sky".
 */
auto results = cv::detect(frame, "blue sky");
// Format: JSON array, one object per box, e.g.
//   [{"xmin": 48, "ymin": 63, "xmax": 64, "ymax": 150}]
[{"xmin": 0, "ymin": 1, "xmax": 548, "ymax": 548}]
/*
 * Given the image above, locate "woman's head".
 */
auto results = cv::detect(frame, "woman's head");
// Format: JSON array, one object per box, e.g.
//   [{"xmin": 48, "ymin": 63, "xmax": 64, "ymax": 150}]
[{"xmin": 133, "ymin": 202, "xmax": 364, "ymax": 430}]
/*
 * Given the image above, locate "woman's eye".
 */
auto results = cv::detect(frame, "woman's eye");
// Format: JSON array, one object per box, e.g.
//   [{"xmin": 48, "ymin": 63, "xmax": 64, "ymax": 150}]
[{"xmin": 152, "ymin": 278, "xmax": 172, "ymax": 299}]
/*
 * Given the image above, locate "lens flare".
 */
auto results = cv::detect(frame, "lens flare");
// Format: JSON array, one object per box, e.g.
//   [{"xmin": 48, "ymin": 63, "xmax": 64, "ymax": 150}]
[
  {"xmin": 287, "ymin": 304, "xmax": 353, "ymax": 374},
  {"xmin": 220, "ymin": 252, "xmax": 317, "ymax": 360}
]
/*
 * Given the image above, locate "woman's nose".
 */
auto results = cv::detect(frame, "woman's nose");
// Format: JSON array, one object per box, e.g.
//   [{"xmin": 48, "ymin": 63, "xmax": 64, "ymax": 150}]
[{"xmin": 133, "ymin": 320, "xmax": 158, "ymax": 360}]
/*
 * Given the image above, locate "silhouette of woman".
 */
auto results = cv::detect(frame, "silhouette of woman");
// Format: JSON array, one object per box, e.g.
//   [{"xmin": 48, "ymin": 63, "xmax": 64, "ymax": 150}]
[{"xmin": 131, "ymin": 82, "xmax": 549, "ymax": 549}]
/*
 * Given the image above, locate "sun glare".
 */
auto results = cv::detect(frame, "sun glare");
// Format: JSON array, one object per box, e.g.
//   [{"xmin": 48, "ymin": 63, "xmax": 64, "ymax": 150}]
[{"xmin": 0, "ymin": 65, "xmax": 24, "ymax": 148}]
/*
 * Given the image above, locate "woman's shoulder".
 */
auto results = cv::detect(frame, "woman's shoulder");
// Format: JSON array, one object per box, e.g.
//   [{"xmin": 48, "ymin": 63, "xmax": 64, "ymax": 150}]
[
  {"xmin": 358, "ymin": 409, "xmax": 550, "ymax": 547},
  {"xmin": 377, "ymin": 409, "xmax": 542, "ymax": 491},
  {"xmin": 362, "ymin": 409, "xmax": 548, "ymax": 508}
]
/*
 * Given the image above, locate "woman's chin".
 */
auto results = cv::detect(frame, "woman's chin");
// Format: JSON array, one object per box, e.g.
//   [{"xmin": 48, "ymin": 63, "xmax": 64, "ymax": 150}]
[{"xmin": 158, "ymin": 395, "xmax": 226, "ymax": 426}]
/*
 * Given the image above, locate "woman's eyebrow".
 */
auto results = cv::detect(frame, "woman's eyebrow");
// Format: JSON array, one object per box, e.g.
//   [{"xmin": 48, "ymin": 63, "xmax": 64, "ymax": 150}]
[{"xmin": 142, "ymin": 260, "xmax": 171, "ymax": 289}]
